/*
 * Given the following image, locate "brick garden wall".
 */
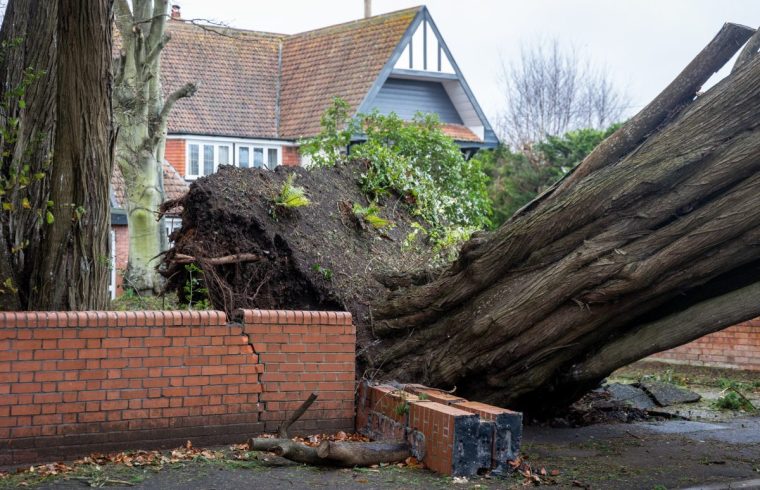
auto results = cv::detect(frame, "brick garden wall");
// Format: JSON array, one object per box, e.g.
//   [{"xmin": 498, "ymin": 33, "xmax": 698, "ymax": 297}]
[
  {"xmin": 650, "ymin": 319, "xmax": 760, "ymax": 371},
  {"xmin": 0, "ymin": 309, "xmax": 355, "ymax": 465}
]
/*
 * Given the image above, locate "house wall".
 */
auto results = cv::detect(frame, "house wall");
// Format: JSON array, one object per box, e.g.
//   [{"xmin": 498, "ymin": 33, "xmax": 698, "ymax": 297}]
[
  {"xmin": 165, "ymin": 138, "xmax": 186, "ymax": 176},
  {"xmin": 282, "ymin": 146, "xmax": 300, "ymax": 166},
  {"xmin": 650, "ymin": 319, "xmax": 760, "ymax": 371},
  {"xmin": 371, "ymin": 77, "xmax": 463, "ymax": 124},
  {"xmin": 0, "ymin": 309, "xmax": 355, "ymax": 465}
]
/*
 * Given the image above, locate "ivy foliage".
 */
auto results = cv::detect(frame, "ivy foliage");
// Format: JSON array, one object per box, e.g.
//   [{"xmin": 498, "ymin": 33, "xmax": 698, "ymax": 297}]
[
  {"xmin": 475, "ymin": 124, "xmax": 621, "ymax": 227},
  {"xmin": 300, "ymin": 98, "xmax": 492, "ymax": 247}
]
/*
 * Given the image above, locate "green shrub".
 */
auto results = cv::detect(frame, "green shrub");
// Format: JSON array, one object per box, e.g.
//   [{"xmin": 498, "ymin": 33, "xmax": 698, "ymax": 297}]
[
  {"xmin": 274, "ymin": 174, "xmax": 310, "ymax": 209},
  {"xmin": 352, "ymin": 202, "xmax": 392, "ymax": 229},
  {"xmin": 311, "ymin": 263, "xmax": 333, "ymax": 281},
  {"xmin": 300, "ymin": 98, "xmax": 491, "ymax": 252},
  {"xmin": 714, "ymin": 390, "xmax": 756, "ymax": 412}
]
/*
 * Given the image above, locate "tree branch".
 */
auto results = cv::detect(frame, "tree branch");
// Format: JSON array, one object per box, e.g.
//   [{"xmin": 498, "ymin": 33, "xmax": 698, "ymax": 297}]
[
  {"xmin": 113, "ymin": 0, "xmax": 133, "ymax": 39},
  {"xmin": 148, "ymin": 0, "xmax": 169, "ymax": 49},
  {"xmin": 145, "ymin": 32, "xmax": 171, "ymax": 68},
  {"xmin": 278, "ymin": 393, "xmax": 318, "ymax": 438},
  {"xmin": 170, "ymin": 253, "xmax": 262, "ymax": 266},
  {"xmin": 159, "ymin": 82, "xmax": 197, "ymax": 128},
  {"xmin": 732, "ymin": 27, "xmax": 760, "ymax": 73}
]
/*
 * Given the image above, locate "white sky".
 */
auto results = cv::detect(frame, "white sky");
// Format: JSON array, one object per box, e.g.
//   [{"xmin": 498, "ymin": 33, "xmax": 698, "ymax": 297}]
[{"xmin": 172, "ymin": 0, "xmax": 760, "ymax": 126}]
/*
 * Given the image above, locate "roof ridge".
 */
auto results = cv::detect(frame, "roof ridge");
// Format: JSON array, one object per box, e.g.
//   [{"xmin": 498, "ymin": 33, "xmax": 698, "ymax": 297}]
[
  {"xmin": 166, "ymin": 20, "xmax": 287, "ymax": 39},
  {"xmin": 287, "ymin": 6, "xmax": 422, "ymax": 39}
]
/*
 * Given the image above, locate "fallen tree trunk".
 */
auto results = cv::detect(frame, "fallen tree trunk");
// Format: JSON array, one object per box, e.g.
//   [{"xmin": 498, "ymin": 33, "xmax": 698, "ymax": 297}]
[
  {"xmin": 163, "ymin": 24, "xmax": 760, "ymax": 412},
  {"xmin": 248, "ymin": 393, "xmax": 410, "ymax": 467},
  {"xmin": 316, "ymin": 441, "xmax": 410, "ymax": 466}
]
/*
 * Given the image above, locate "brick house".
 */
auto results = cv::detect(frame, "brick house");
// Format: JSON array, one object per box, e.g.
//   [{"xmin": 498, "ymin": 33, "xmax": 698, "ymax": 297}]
[{"xmin": 110, "ymin": 5, "xmax": 498, "ymax": 295}]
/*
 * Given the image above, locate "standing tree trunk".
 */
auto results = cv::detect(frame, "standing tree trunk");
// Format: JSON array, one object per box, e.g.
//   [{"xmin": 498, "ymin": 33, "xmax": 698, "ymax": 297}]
[
  {"xmin": 0, "ymin": 0, "xmax": 114, "ymax": 310},
  {"xmin": 113, "ymin": 0, "xmax": 196, "ymax": 295}
]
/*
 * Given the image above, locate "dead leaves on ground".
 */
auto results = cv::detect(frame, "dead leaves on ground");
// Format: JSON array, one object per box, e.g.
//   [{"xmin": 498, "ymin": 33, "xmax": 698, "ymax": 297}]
[
  {"xmin": 509, "ymin": 456, "xmax": 561, "ymax": 486},
  {"xmin": 0, "ymin": 440, "xmax": 224, "ymax": 486},
  {"xmin": 292, "ymin": 430, "xmax": 370, "ymax": 446}
]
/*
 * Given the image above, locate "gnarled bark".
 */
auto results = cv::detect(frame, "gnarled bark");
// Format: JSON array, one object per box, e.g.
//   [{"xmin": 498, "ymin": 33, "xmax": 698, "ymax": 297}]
[{"xmin": 0, "ymin": 0, "xmax": 114, "ymax": 310}]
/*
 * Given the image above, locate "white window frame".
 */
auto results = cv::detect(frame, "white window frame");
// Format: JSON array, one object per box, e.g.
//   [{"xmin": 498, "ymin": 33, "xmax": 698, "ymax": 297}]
[
  {"xmin": 185, "ymin": 140, "xmax": 232, "ymax": 179},
  {"xmin": 237, "ymin": 144, "xmax": 280, "ymax": 170}
]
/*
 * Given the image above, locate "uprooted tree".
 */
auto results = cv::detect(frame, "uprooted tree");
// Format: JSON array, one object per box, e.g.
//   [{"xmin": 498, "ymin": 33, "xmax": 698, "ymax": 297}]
[{"xmin": 162, "ymin": 23, "xmax": 760, "ymax": 412}]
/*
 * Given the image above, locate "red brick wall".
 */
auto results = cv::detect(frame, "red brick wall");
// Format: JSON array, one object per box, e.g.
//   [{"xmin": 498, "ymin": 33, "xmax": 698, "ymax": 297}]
[
  {"xmin": 650, "ymin": 319, "xmax": 760, "ymax": 371},
  {"xmin": 0, "ymin": 309, "xmax": 355, "ymax": 465},
  {"xmin": 165, "ymin": 139, "xmax": 186, "ymax": 176},
  {"xmin": 281, "ymin": 146, "xmax": 300, "ymax": 166},
  {"xmin": 234, "ymin": 309, "xmax": 355, "ymax": 432}
]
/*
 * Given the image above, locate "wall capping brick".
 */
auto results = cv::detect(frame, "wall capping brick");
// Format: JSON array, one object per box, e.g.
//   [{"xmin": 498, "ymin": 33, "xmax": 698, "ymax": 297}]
[
  {"xmin": 232, "ymin": 309, "xmax": 352, "ymax": 326},
  {"xmin": 0, "ymin": 309, "xmax": 356, "ymax": 465}
]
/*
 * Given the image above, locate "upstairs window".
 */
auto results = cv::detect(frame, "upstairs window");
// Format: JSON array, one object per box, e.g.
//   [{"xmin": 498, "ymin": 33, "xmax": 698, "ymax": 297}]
[
  {"xmin": 187, "ymin": 141, "xmax": 232, "ymax": 179},
  {"xmin": 238, "ymin": 145, "xmax": 279, "ymax": 169},
  {"xmin": 185, "ymin": 140, "xmax": 280, "ymax": 178}
]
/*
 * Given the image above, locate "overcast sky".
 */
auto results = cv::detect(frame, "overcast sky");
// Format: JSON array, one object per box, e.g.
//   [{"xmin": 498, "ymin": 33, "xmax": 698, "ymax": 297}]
[
  {"xmin": 0, "ymin": 1, "xmax": 755, "ymax": 125},
  {"xmin": 171, "ymin": 0, "xmax": 760, "ymax": 126}
]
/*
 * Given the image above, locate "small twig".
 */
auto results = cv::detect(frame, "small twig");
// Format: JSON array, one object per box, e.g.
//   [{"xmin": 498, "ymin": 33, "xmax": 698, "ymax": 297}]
[{"xmin": 626, "ymin": 430, "xmax": 643, "ymax": 440}]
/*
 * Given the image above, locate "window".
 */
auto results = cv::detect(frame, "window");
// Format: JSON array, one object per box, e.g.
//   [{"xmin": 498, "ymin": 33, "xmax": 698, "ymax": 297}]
[
  {"xmin": 165, "ymin": 217, "xmax": 182, "ymax": 246},
  {"xmin": 268, "ymin": 148, "xmax": 278, "ymax": 168},
  {"xmin": 239, "ymin": 147, "xmax": 250, "ymax": 168},
  {"xmin": 186, "ymin": 140, "xmax": 280, "ymax": 177},
  {"xmin": 237, "ymin": 145, "xmax": 279, "ymax": 170},
  {"xmin": 253, "ymin": 148, "xmax": 264, "ymax": 168},
  {"xmin": 186, "ymin": 141, "xmax": 231, "ymax": 178},
  {"xmin": 219, "ymin": 146, "xmax": 230, "ymax": 166},
  {"xmin": 189, "ymin": 144, "xmax": 199, "ymax": 175}
]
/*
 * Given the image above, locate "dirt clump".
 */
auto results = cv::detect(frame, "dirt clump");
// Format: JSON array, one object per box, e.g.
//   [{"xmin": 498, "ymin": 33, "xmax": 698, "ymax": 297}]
[{"xmin": 161, "ymin": 163, "xmax": 434, "ymax": 345}]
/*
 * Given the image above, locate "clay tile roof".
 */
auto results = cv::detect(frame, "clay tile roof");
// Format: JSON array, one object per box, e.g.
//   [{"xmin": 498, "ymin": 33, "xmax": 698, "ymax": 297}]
[
  {"xmin": 160, "ymin": 22, "xmax": 285, "ymax": 138},
  {"xmin": 278, "ymin": 7, "xmax": 421, "ymax": 139},
  {"xmin": 111, "ymin": 162, "xmax": 189, "ymax": 214},
  {"xmin": 441, "ymin": 124, "xmax": 481, "ymax": 143}
]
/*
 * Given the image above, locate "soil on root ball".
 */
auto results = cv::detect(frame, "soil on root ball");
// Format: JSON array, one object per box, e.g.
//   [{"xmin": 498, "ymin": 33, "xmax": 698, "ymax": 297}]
[{"xmin": 161, "ymin": 163, "xmax": 437, "ymax": 349}]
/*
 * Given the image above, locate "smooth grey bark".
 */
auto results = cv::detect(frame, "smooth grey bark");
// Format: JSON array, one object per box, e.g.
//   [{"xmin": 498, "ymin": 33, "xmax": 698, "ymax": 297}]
[{"xmin": 113, "ymin": 0, "xmax": 196, "ymax": 294}]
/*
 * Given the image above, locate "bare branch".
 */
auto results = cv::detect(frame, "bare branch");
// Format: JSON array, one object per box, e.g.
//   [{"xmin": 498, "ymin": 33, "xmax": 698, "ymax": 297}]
[
  {"xmin": 497, "ymin": 39, "xmax": 630, "ymax": 148},
  {"xmin": 113, "ymin": 0, "xmax": 133, "ymax": 39},
  {"xmin": 170, "ymin": 253, "xmax": 262, "ymax": 266},
  {"xmin": 145, "ymin": 32, "xmax": 171, "ymax": 68},
  {"xmin": 148, "ymin": 0, "xmax": 169, "ymax": 51},
  {"xmin": 158, "ymin": 82, "xmax": 197, "ymax": 129}
]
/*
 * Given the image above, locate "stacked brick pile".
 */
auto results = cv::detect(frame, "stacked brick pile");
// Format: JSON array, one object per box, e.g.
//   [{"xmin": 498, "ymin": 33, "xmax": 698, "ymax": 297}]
[{"xmin": 356, "ymin": 381, "xmax": 522, "ymax": 476}]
